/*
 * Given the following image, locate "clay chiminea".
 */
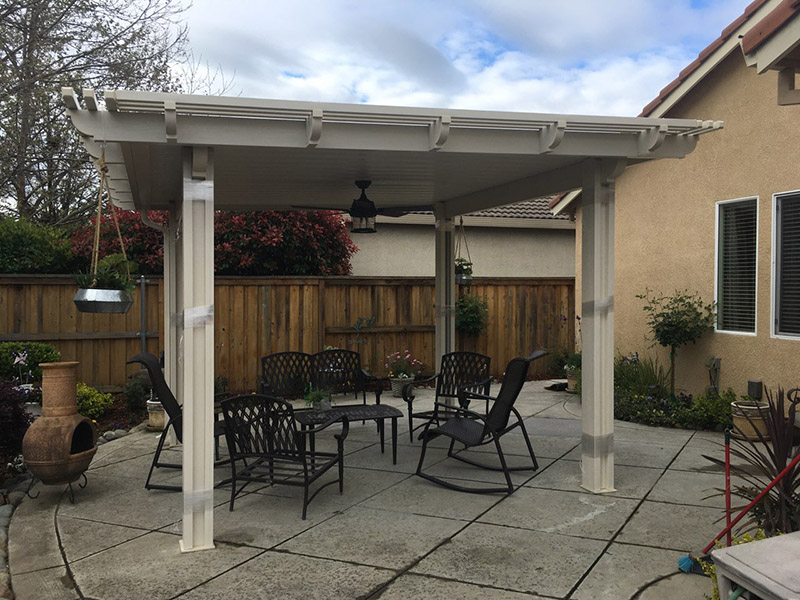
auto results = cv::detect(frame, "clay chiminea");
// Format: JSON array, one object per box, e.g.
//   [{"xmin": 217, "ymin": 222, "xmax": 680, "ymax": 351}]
[{"xmin": 22, "ymin": 362, "xmax": 97, "ymax": 485}]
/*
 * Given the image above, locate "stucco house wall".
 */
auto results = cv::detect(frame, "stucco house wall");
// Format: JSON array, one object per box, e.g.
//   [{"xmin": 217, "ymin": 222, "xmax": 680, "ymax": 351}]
[
  {"xmin": 583, "ymin": 50, "xmax": 797, "ymax": 395},
  {"xmin": 350, "ymin": 220, "xmax": 575, "ymax": 278}
]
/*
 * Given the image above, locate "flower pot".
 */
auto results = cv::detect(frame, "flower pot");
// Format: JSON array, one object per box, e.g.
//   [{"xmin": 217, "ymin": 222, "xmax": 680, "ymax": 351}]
[
  {"xmin": 455, "ymin": 273, "xmax": 472, "ymax": 286},
  {"xmin": 312, "ymin": 398, "xmax": 331, "ymax": 411},
  {"xmin": 565, "ymin": 368, "xmax": 579, "ymax": 394},
  {"xmin": 74, "ymin": 288, "xmax": 133, "ymax": 314},
  {"xmin": 390, "ymin": 377, "xmax": 410, "ymax": 398},
  {"xmin": 732, "ymin": 401, "xmax": 770, "ymax": 441},
  {"xmin": 146, "ymin": 400, "xmax": 166, "ymax": 431}
]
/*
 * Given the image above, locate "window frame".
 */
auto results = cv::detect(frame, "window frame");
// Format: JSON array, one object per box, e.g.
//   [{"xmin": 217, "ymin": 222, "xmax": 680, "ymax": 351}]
[
  {"xmin": 714, "ymin": 196, "xmax": 758, "ymax": 336},
  {"xmin": 771, "ymin": 189, "xmax": 800, "ymax": 340}
]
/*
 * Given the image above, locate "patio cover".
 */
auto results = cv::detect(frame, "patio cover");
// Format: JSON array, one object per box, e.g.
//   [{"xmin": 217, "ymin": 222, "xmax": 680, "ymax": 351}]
[{"xmin": 63, "ymin": 88, "xmax": 722, "ymax": 552}]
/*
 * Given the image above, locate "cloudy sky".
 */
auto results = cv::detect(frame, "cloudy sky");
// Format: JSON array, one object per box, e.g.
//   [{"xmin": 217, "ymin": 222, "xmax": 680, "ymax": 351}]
[{"xmin": 184, "ymin": 0, "xmax": 751, "ymax": 116}]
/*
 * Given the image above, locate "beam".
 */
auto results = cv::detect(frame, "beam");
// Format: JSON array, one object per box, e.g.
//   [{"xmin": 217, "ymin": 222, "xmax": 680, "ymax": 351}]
[
  {"xmin": 178, "ymin": 147, "xmax": 216, "ymax": 552},
  {"xmin": 580, "ymin": 158, "xmax": 619, "ymax": 494}
]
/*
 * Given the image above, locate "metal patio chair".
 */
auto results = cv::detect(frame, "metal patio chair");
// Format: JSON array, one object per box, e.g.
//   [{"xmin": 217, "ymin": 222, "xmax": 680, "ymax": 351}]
[
  {"xmin": 220, "ymin": 394, "xmax": 349, "ymax": 519},
  {"xmin": 415, "ymin": 350, "xmax": 547, "ymax": 494},
  {"xmin": 402, "ymin": 351, "xmax": 491, "ymax": 442},
  {"xmin": 127, "ymin": 352, "xmax": 228, "ymax": 492},
  {"xmin": 260, "ymin": 351, "xmax": 312, "ymax": 397},
  {"xmin": 311, "ymin": 348, "xmax": 382, "ymax": 404}
]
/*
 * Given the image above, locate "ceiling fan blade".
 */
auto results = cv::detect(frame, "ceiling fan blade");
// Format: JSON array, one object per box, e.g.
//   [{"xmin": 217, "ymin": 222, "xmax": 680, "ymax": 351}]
[{"xmin": 377, "ymin": 205, "xmax": 433, "ymax": 217}]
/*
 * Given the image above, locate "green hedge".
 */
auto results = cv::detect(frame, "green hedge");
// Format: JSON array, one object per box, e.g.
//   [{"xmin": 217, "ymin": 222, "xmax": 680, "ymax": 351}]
[
  {"xmin": 0, "ymin": 217, "xmax": 77, "ymax": 274},
  {"xmin": 76, "ymin": 383, "xmax": 114, "ymax": 419},
  {"xmin": 0, "ymin": 342, "xmax": 61, "ymax": 382}
]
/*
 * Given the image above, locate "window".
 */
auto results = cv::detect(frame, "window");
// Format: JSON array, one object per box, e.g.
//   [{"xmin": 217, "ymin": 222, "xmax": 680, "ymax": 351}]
[
  {"xmin": 774, "ymin": 192, "xmax": 800, "ymax": 337},
  {"xmin": 716, "ymin": 198, "xmax": 757, "ymax": 333}
]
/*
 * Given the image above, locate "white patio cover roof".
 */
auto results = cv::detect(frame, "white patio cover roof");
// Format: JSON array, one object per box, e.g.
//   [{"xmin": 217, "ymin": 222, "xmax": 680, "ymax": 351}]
[{"xmin": 63, "ymin": 88, "xmax": 721, "ymax": 216}]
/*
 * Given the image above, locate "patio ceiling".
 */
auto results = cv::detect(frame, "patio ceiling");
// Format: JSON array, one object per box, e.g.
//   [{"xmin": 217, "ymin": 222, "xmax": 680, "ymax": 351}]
[{"xmin": 63, "ymin": 88, "xmax": 721, "ymax": 216}]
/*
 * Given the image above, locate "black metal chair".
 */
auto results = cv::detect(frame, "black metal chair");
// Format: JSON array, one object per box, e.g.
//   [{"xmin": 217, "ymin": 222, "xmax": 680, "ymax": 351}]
[
  {"xmin": 260, "ymin": 351, "xmax": 312, "ymax": 397},
  {"xmin": 402, "ymin": 351, "xmax": 491, "ymax": 442},
  {"xmin": 415, "ymin": 350, "xmax": 547, "ymax": 495},
  {"xmin": 220, "ymin": 394, "xmax": 349, "ymax": 519},
  {"xmin": 127, "ymin": 352, "xmax": 227, "ymax": 492},
  {"xmin": 311, "ymin": 349, "xmax": 382, "ymax": 404}
]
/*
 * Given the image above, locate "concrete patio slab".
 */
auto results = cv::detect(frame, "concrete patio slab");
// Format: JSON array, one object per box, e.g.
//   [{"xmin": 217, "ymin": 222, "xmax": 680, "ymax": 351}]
[
  {"xmin": 378, "ymin": 573, "xmax": 550, "ymax": 599},
  {"xmin": 571, "ymin": 542, "xmax": 694, "ymax": 599},
  {"xmin": 360, "ymin": 473, "xmax": 502, "ymax": 520},
  {"xmin": 564, "ymin": 439, "xmax": 682, "ymax": 469},
  {"xmin": 638, "ymin": 571, "xmax": 712, "ymax": 600},
  {"xmin": 647, "ymin": 469, "xmax": 730, "ymax": 508},
  {"xmin": 72, "ymin": 531, "xmax": 260, "ymax": 600},
  {"xmin": 525, "ymin": 459, "xmax": 664, "ymax": 500},
  {"xmin": 478, "ymin": 487, "xmax": 640, "ymax": 540},
  {"xmin": 8, "ymin": 566, "xmax": 77, "ymax": 600},
  {"xmin": 276, "ymin": 506, "xmax": 466, "ymax": 569},
  {"xmin": 523, "ymin": 416, "xmax": 582, "ymax": 438},
  {"xmin": 57, "ymin": 516, "xmax": 151, "ymax": 562},
  {"xmin": 180, "ymin": 550, "xmax": 393, "ymax": 600},
  {"xmin": 616, "ymin": 500, "xmax": 724, "ymax": 552},
  {"xmin": 412, "ymin": 521, "xmax": 607, "ymax": 597}
]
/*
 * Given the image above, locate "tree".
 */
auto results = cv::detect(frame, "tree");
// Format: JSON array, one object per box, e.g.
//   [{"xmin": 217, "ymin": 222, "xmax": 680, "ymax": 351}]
[
  {"xmin": 70, "ymin": 209, "xmax": 359, "ymax": 276},
  {"xmin": 0, "ymin": 0, "xmax": 188, "ymax": 225},
  {"xmin": 637, "ymin": 289, "xmax": 716, "ymax": 395}
]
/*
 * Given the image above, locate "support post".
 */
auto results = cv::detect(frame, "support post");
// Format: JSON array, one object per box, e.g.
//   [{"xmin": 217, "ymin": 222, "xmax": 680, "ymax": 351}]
[
  {"xmin": 178, "ymin": 147, "xmax": 215, "ymax": 552},
  {"xmin": 580, "ymin": 159, "xmax": 619, "ymax": 493},
  {"xmin": 433, "ymin": 204, "xmax": 455, "ymax": 371}
]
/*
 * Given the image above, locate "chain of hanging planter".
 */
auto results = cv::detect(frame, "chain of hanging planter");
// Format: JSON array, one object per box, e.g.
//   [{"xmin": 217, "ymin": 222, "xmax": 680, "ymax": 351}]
[
  {"xmin": 73, "ymin": 153, "xmax": 136, "ymax": 314},
  {"xmin": 454, "ymin": 216, "xmax": 473, "ymax": 286}
]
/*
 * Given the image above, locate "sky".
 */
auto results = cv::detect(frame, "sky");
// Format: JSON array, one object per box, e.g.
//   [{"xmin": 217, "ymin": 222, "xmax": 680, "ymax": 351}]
[{"xmin": 184, "ymin": 0, "xmax": 752, "ymax": 117}]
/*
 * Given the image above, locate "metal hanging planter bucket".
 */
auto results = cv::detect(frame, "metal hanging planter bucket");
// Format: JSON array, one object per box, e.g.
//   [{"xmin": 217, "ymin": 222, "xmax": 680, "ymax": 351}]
[
  {"xmin": 73, "ymin": 152, "xmax": 135, "ymax": 315},
  {"xmin": 73, "ymin": 288, "xmax": 134, "ymax": 314}
]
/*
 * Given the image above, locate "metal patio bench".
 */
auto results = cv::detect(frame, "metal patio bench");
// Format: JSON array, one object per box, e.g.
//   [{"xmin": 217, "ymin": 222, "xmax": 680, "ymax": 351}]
[{"xmin": 220, "ymin": 393, "xmax": 349, "ymax": 519}]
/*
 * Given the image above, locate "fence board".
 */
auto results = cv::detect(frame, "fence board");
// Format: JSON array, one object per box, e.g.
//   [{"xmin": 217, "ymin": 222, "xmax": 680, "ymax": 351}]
[{"xmin": 0, "ymin": 275, "xmax": 573, "ymax": 390}]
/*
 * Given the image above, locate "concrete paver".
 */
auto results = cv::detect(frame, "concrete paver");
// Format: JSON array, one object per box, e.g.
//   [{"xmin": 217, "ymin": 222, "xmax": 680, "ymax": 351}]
[{"xmin": 6, "ymin": 382, "xmax": 724, "ymax": 600}]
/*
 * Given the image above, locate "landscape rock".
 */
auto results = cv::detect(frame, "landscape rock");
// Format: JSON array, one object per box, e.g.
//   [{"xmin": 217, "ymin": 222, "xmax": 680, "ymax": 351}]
[
  {"xmin": 113, "ymin": 429, "xmax": 128, "ymax": 438},
  {"xmin": 103, "ymin": 431, "xmax": 116, "ymax": 441},
  {"xmin": 6, "ymin": 493, "xmax": 23, "ymax": 507},
  {"xmin": 0, "ymin": 506, "xmax": 11, "ymax": 520}
]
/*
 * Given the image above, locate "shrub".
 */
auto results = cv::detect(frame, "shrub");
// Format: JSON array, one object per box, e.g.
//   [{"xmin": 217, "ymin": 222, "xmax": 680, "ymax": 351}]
[
  {"xmin": 122, "ymin": 370, "xmax": 151, "ymax": 411},
  {"xmin": 0, "ymin": 217, "xmax": 77, "ymax": 274},
  {"xmin": 614, "ymin": 353, "xmax": 669, "ymax": 398},
  {"xmin": 0, "ymin": 380, "xmax": 34, "ymax": 454},
  {"xmin": 0, "ymin": 342, "xmax": 61, "ymax": 382},
  {"xmin": 614, "ymin": 388, "xmax": 735, "ymax": 431},
  {"xmin": 673, "ymin": 389, "xmax": 735, "ymax": 430},
  {"xmin": 456, "ymin": 294, "xmax": 489, "ymax": 337},
  {"xmin": 76, "ymin": 383, "xmax": 114, "ymax": 419}
]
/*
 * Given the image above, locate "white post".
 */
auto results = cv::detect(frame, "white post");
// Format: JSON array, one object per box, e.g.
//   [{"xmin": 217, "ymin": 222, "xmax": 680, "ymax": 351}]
[
  {"xmin": 162, "ymin": 208, "xmax": 181, "ymax": 445},
  {"xmin": 433, "ymin": 204, "xmax": 455, "ymax": 370},
  {"xmin": 580, "ymin": 159, "xmax": 617, "ymax": 493},
  {"xmin": 178, "ymin": 147, "xmax": 216, "ymax": 552}
]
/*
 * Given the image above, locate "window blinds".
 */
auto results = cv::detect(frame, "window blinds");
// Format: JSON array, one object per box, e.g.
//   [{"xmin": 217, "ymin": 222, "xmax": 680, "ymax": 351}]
[
  {"xmin": 718, "ymin": 199, "xmax": 757, "ymax": 332},
  {"xmin": 777, "ymin": 193, "xmax": 800, "ymax": 336}
]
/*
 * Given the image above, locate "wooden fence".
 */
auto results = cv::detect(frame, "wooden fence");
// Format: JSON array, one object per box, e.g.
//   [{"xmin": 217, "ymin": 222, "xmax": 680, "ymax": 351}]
[{"xmin": 0, "ymin": 275, "xmax": 574, "ymax": 391}]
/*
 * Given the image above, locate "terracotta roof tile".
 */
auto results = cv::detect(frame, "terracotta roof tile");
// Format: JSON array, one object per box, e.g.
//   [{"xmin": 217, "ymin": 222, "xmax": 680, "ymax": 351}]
[
  {"xmin": 639, "ymin": 0, "xmax": 771, "ymax": 116},
  {"xmin": 741, "ymin": 0, "xmax": 800, "ymax": 53},
  {"xmin": 409, "ymin": 196, "xmax": 568, "ymax": 221}
]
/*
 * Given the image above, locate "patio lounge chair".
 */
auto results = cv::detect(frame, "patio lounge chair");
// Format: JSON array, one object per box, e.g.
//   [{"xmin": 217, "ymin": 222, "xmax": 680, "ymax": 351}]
[
  {"xmin": 220, "ymin": 394, "xmax": 349, "ymax": 519},
  {"xmin": 402, "ymin": 351, "xmax": 491, "ymax": 442},
  {"xmin": 127, "ymin": 352, "xmax": 228, "ymax": 492},
  {"xmin": 415, "ymin": 350, "xmax": 547, "ymax": 494}
]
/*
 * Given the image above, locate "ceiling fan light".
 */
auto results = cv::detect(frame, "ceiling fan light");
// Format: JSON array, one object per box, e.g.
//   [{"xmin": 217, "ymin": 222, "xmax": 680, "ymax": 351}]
[{"xmin": 350, "ymin": 215, "xmax": 377, "ymax": 234}]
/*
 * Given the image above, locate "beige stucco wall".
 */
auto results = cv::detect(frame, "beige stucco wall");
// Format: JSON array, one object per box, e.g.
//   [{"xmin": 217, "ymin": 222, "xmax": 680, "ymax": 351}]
[
  {"xmin": 577, "ymin": 50, "xmax": 798, "ymax": 396},
  {"xmin": 350, "ymin": 223, "xmax": 575, "ymax": 278}
]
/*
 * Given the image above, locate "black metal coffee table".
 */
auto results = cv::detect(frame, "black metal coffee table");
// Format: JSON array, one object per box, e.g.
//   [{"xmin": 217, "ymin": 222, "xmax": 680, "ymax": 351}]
[{"xmin": 295, "ymin": 404, "xmax": 403, "ymax": 464}]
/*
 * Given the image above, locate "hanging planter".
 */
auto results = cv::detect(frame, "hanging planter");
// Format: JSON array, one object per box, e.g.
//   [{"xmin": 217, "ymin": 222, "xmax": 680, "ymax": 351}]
[
  {"xmin": 454, "ymin": 218, "xmax": 473, "ymax": 286},
  {"xmin": 73, "ymin": 155, "xmax": 136, "ymax": 314}
]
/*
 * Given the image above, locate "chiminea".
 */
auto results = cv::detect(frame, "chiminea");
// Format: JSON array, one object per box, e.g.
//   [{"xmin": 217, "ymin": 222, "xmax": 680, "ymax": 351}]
[{"xmin": 22, "ymin": 362, "xmax": 97, "ymax": 485}]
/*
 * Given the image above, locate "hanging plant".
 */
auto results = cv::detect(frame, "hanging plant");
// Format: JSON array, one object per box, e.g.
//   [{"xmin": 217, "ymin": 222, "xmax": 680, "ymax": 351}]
[
  {"xmin": 73, "ymin": 156, "xmax": 136, "ymax": 314},
  {"xmin": 454, "ymin": 217, "xmax": 473, "ymax": 286}
]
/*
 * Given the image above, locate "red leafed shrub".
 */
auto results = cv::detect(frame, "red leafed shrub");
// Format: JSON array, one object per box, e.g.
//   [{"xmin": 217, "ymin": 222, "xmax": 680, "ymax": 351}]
[
  {"xmin": 71, "ymin": 209, "xmax": 357, "ymax": 276},
  {"xmin": 70, "ymin": 209, "xmax": 167, "ymax": 274}
]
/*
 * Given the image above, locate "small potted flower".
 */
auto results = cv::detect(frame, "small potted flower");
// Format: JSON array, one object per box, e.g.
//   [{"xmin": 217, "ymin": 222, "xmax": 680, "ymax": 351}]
[
  {"xmin": 454, "ymin": 258, "xmax": 473, "ymax": 286},
  {"xmin": 73, "ymin": 253, "xmax": 137, "ymax": 314},
  {"xmin": 564, "ymin": 352, "xmax": 581, "ymax": 393},
  {"xmin": 385, "ymin": 350, "xmax": 424, "ymax": 397},
  {"xmin": 304, "ymin": 384, "xmax": 332, "ymax": 411}
]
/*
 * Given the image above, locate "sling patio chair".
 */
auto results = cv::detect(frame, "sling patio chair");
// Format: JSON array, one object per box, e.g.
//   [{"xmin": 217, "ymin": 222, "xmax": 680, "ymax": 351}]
[
  {"xmin": 127, "ymin": 352, "xmax": 228, "ymax": 492},
  {"xmin": 415, "ymin": 350, "xmax": 547, "ymax": 495},
  {"xmin": 220, "ymin": 393, "xmax": 349, "ymax": 519},
  {"xmin": 402, "ymin": 351, "xmax": 491, "ymax": 442}
]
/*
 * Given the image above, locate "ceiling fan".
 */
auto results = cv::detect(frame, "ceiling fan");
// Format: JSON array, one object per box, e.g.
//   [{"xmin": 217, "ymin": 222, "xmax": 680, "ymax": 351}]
[{"xmin": 295, "ymin": 180, "xmax": 431, "ymax": 233}]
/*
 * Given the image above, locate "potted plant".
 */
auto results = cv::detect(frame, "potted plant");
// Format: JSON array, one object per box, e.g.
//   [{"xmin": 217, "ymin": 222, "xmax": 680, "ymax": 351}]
[
  {"xmin": 455, "ymin": 294, "xmax": 488, "ymax": 338},
  {"xmin": 454, "ymin": 258, "xmax": 473, "ymax": 286},
  {"xmin": 564, "ymin": 352, "xmax": 581, "ymax": 393},
  {"xmin": 74, "ymin": 253, "xmax": 137, "ymax": 314},
  {"xmin": 304, "ymin": 385, "xmax": 332, "ymax": 411},
  {"xmin": 385, "ymin": 350, "xmax": 423, "ymax": 397}
]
